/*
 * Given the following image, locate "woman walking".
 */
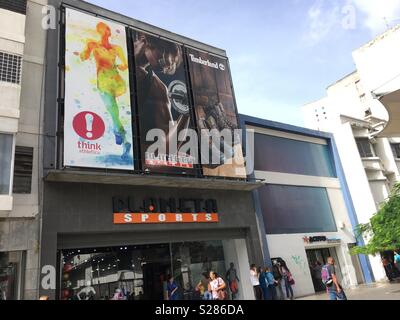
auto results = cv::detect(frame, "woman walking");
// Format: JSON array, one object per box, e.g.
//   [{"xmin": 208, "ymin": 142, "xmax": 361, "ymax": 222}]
[{"xmin": 209, "ymin": 271, "xmax": 227, "ymax": 300}]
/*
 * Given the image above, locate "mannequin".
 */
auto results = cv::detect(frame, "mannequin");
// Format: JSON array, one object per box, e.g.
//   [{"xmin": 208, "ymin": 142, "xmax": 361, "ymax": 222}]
[
  {"xmin": 226, "ymin": 262, "xmax": 240, "ymax": 300},
  {"xmin": 77, "ymin": 281, "xmax": 96, "ymax": 300}
]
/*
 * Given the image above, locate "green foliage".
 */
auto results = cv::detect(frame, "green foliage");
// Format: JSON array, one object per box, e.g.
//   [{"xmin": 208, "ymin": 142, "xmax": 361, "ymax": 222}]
[{"xmin": 350, "ymin": 183, "xmax": 400, "ymax": 256}]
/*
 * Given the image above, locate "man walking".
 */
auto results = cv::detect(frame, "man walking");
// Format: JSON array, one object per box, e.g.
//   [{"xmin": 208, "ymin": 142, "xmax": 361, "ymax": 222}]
[{"xmin": 323, "ymin": 257, "xmax": 347, "ymax": 300}]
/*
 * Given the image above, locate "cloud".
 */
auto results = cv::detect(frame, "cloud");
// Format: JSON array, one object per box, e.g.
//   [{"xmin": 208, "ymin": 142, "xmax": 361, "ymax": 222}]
[
  {"xmin": 304, "ymin": 0, "xmax": 343, "ymax": 45},
  {"xmin": 352, "ymin": 0, "xmax": 400, "ymax": 35}
]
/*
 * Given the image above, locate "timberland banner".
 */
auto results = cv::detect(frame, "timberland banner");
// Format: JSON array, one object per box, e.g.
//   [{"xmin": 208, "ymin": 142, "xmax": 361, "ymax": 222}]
[
  {"xmin": 187, "ymin": 48, "xmax": 246, "ymax": 178},
  {"xmin": 64, "ymin": 8, "xmax": 134, "ymax": 170}
]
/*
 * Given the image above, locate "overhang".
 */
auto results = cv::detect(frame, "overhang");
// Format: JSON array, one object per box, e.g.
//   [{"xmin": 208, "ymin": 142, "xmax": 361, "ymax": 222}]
[
  {"xmin": 378, "ymin": 87, "xmax": 400, "ymax": 137},
  {"xmin": 44, "ymin": 170, "xmax": 264, "ymax": 191}
]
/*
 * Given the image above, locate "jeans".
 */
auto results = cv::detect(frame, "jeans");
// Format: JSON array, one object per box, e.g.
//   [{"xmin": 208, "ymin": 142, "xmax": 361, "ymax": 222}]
[
  {"xmin": 253, "ymin": 285, "xmax": 263, "ymax": 300},
  {"xmin": 328, "ymin": 288, "xmax": 347, "ymax": 300},
  {"xmin": 284, "ymin": 277, "xmax": 294, "ymax": 299},
  {"xmin": 276, "ymin": 281, "xmax": 285, "ymax": 300},
  {"xmin": 202, "ymin": 291, "xmax": 213, "ymax": 300}
]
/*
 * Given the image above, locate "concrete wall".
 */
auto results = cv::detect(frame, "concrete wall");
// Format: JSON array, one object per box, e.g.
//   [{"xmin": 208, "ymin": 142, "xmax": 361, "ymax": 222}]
[
  {"xmin": 222, "ymin": 239, "xmax": 255, "ymax": 300},
  {"xmin": 0, "ymin": 0, "xmax": 48, "ymax": 300}
]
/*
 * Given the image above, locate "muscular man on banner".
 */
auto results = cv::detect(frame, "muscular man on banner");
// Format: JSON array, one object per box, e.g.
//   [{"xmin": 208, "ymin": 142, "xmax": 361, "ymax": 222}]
[{"xmin": 134, "ymin": 33, "xmax": 190, "ymax": 157}]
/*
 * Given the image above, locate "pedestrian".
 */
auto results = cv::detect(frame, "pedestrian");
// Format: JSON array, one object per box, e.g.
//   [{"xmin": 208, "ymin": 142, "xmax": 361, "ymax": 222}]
[
  {"xmin": 322, "ymin": 257, "xmax": 347, "ymax": 300},
  {"xmin": 382, "ymin": 256, "xmax": 396, "ymax": 282},
  {"xmin": 196, "ymin": 272, "xmax": 212, "ymax": 300},
  {"xmin": 209, "ymin": 271, "xmax": 227, "ymax": 300},
  {"xmin": 258, "ymin": 267, "xmax": 270, "ymax": 300},
  {"xmin": 250, "ymin": 264, "xmax": 263, "ymax": 300},
  {"xmin": 272, "ymin": 260, "xmax": 284, "ymax": 300},
  {"xmin": 265, "ymin": 267, "xmax": 278, "ymax": 300},
  {"xmin": 167, "ymin": 275, "xmax": 179, "ymax": 300},
  {"xmin": 279, "ymin": 261, "xmax": 295, "ymax": 300},
  {"xmin": 394, "ymin": 251, "xmax": 400, "ymax": 274}
]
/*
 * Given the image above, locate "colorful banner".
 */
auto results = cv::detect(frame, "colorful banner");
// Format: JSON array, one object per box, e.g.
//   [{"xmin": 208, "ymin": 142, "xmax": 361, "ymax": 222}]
[
  {"xmin": 133, "ymin": 31, "xmax": 196, "ymax": 174},
  {"xmin": 187, "ymin": 49, "xmax": 246, "ymax": 178},
  {"xmin": 64, "ymin": 8, "xmax": 134, "ymax": 170}
]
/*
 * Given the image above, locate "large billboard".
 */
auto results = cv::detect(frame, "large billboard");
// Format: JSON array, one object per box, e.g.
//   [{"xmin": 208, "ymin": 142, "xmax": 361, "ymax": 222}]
[
  {"xmin": 133, "ymin": 31, "xmax": 196, "ymax": 174},
  {"xmin": 64, "ymin": 8, "xmax": 134, "ymax": 170},
  {"xmin": 187, "ymin": 48, "xmax": 246, "ymax": 178}
]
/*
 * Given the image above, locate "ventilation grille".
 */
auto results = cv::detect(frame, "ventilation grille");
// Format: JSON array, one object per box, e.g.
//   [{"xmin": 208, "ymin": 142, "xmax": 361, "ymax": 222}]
[
  {"xmin": 13, "ymin": 146, "xmax": 33, "ymax": 194},
  {"xmin": 0, "ymin": 51, "xmax": 23, "ymax": 84}
]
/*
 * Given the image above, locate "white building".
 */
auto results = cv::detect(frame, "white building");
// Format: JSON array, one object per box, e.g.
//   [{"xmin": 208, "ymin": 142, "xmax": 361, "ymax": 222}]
[
  {"xmin": 0, "ymin": 0, "xmax": 47, "ymax": 300},
  {"xmin": 302, "ymin": 27, "xmax": 400, "ymax": 282},
  {"xmin": 242, "ymin": 115, "xmax": 365, "ymax": 298}
]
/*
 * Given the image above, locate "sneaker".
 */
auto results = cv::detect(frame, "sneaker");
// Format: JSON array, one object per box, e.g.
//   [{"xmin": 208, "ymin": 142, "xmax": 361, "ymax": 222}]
[
  {"xmin": 115, "ymin": 133, "xmax": 123, "ymax": 146},
  {"xmin": 121, "ymin": 142, "xmax": 131, "ymax": 160}
]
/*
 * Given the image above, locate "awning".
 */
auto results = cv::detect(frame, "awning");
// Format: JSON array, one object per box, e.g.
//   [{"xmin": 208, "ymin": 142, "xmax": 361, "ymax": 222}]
[{"xmin": 377, "ymin": 86, "xmax": 400, "ymax": 137}]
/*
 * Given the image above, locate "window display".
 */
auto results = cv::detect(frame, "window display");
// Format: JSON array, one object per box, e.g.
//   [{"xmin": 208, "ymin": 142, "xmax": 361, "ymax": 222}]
[
  {"xmin": 60, "ymin": 241, "xmax": 227, "ymax": 300},
  {"xmin": 0, "ymin": 252, "xmax": 23, "ymax": 300}
]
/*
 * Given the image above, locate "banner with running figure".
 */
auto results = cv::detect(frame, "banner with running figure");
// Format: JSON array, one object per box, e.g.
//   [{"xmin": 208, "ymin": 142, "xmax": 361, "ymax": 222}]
[
  {"xmin": 133, "ymin": 31, "xmax": 196, "ymax": 174},
  {"xmin": 64, "ymin": 8, "xmax": 134, "ymax": 170}
]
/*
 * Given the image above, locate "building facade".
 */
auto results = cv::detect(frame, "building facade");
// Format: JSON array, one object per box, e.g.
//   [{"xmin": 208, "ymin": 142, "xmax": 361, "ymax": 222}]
[
  {"xmin": 0, "ymin": 0, "xmax": 47, "ymax": 300},
  {"xmin": 241, "ymin": 115, "xmax": 372, "ymax": 297},
  {"xmin": 302, "ymin": 37, "xmax": 400, "ymax": 281},
  {"xmin": 38, "ymin": 0, "xmax": 267, "ymax": 300}
]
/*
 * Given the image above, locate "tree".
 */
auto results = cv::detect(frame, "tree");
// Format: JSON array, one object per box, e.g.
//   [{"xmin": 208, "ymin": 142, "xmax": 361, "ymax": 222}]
[{"xmin": 350, "ymin": 183, "xmax": 400, "ymax": 256}]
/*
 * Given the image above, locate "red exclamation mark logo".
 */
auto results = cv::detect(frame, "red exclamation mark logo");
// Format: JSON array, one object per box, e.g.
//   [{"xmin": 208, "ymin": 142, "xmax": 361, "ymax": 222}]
[
  {"xmin": 85, "ymin": 113, "xmax": 94, "ymax": 139},
  {"xmin": 72, "ymin": 111, "xmax": 105, "ymax": 140}
]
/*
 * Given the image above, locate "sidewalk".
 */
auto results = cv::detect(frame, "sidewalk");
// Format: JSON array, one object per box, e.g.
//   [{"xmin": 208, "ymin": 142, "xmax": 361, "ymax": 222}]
[{"xmin": 296, "ymin": 282, "xmax": 400, "ymax": 300}]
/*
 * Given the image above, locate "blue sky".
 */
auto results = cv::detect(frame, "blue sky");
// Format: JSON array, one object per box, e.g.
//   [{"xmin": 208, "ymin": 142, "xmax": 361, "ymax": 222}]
[{"xmin": 87, "ymin": 0, "xmax": 400, "ymax": 126}]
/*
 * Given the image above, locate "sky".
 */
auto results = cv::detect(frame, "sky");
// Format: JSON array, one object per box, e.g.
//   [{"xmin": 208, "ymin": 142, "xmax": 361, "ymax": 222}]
[{"xmin": 87, "ymin": 0, "xmax": 400, "ymax": 126}]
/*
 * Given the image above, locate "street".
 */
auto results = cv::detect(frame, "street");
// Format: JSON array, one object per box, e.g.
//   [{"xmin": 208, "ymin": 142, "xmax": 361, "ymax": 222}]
[{"xmin": 296, "ymin": 282, "xmax": 400, "ymax": 300}]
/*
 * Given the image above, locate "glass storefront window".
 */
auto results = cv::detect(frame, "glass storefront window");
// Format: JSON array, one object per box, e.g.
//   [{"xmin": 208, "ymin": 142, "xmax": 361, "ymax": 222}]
[
  {"xmin": 60, "ymin": 241, "xmax": 227, "ymax": 301},
  {"xmin": 259, "ymin": 184, "xmax": 337, "ymax": 234},
  {"xmin": 0, "ymin": 251, "xmax": 24, "ymax": 300},
  {"xmin": 253, "ymin": 133, "xmax": 336, "ymax": 177}
]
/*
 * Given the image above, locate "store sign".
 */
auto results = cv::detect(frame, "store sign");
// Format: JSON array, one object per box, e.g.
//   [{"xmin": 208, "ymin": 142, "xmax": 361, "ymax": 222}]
[
  {"xmin": 303, "ymin": 236, "xmax": 341, "ymax": 244},
  {"xmin": 303, "ymin": 236, "xmax": 327, "ymax": 244},
  {"xmin": 113, "ymin": 197, "xmax": 219, "ymax": 224}
]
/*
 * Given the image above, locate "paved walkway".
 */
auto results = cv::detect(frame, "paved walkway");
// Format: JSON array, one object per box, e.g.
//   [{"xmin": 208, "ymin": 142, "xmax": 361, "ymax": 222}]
[{"xmin": 296, "ymin": 282, "xmax": 400, "ymax": 300}]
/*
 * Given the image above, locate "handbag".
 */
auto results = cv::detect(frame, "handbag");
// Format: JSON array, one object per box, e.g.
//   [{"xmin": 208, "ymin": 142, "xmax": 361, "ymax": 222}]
[
  {"xmin": 217, "ymin": 278, "xmax": 228, "ymax": 300},
  {"xmin": 287, "ymin": 272, "xmax": 295, "ymax": 286},
  {"xmin": 217, "ymin": 289, "xmax": 228, "ymax": 300}
]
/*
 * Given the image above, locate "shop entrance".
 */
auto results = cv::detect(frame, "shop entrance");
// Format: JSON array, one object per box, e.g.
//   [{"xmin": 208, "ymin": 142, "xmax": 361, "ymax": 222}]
[
  {"xmin": 59, "ymin": 240, "xmax": 228, "ymax": 300},
  {"xmin": 306, "ymin": 248, "xmax": 342, "ymax": 293}
]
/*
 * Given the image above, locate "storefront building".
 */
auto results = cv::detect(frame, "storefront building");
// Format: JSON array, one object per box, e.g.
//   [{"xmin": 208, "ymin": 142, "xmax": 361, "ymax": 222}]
[
  {"xmin": 39, "ymin": 0, "xmax": 265, "ymax": 300},
  {"xmin": 241, "ymin": 115, "xmax": 374, "ymax": 297},
  {"xmin": 0, "ymin": 0, "xmax": 47, "ymax": 300}
]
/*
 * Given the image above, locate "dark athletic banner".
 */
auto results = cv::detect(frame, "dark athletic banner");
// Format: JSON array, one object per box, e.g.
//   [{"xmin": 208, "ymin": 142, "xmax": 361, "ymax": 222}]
[{"xmin": 133, "ymin": 31, "xmax": 196, "ymax": 175}]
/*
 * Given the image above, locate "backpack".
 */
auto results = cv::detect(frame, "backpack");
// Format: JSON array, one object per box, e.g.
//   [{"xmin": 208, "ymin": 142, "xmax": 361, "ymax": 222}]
[{"xmin": 321, "ymin": 265, "xmax": 333, "ymax": 287}]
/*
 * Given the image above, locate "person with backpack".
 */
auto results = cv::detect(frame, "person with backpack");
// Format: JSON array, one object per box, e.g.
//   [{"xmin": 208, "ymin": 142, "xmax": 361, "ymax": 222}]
[{"xmin": 322, "ymin": 257, "xmax": 347, "ymax": 300}]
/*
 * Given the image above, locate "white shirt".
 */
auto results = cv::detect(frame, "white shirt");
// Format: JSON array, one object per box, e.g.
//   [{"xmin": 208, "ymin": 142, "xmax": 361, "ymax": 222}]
[{"xmin": 250, "ymin": 270, "xmax": 260, "ymax": 286}]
